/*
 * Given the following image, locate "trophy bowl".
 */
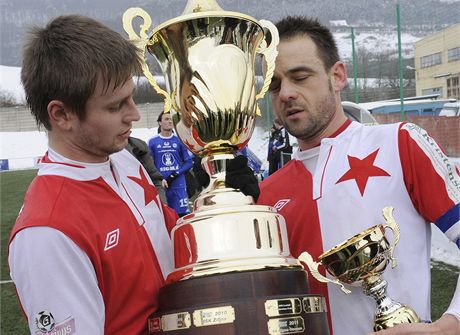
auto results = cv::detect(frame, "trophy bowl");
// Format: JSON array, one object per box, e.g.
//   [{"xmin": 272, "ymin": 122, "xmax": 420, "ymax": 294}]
[
  {"xmin": 124, "ymin": 1, "xmax": 278, "ymax": 157},
  {"xmin": 300, "ymin": 207, "xmax": 420, "ymax": 331},
  {"xmin": 318, "ymin": 223, "xmax": 392, "ymax": 285}
]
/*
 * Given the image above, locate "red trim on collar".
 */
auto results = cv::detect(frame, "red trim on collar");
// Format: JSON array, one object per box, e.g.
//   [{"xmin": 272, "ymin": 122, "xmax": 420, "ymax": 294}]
[
  {"xmin": 41, "ymin": 152, "xmax": 85, "ymax": 168},
  {"xmin": 328, "ymin": 119, "xmax": 352, "ymax": 139}
]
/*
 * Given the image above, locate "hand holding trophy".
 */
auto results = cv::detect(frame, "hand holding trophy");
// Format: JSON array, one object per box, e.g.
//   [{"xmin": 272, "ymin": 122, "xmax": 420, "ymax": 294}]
[{"xmin": 300, "ymin": 206, "xmax": 420, "ymax": 331}]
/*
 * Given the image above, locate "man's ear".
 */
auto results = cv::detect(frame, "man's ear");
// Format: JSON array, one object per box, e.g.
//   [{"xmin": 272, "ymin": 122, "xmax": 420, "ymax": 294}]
[
  {"xmin": 48, "ymin": 100, "xmax": 74, "ymax": 130},
  {"xmin": 331, "ymin": 61, "xmax": 348, "ymax": 91}
]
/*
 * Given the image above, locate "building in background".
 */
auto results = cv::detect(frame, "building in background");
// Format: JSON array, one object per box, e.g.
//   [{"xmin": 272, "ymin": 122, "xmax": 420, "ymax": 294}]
[{"xmin": 414, "ymin": 23, "xmax": 460, "ymax": 100}]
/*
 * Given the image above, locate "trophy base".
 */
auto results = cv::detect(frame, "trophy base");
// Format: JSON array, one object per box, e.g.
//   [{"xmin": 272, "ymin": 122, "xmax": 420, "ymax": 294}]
[
  {"xmin": 374, "ymin": 305, "xmax": 421, "ymax": 331},
  {"xmin": 148, "ymin": 268, "xmax": 330, "ymax": 334}
]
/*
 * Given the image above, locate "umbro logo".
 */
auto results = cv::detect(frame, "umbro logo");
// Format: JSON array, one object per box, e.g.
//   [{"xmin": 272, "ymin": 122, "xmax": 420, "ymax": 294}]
[
  {"xmin": 104, "ymin": 229, "xmax": 120, "ymax": 251},
  {"xmin": 273, "ymin": 199, "xmax": 291, "ymax": 211}
]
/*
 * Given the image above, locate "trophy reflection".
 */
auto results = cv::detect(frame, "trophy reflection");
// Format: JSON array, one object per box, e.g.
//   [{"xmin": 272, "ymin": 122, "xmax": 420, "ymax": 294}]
[
  {"xmin": 123, "ymin": 0, "xmax": 329, "ymax": 334},
  {"xmin": 300, "ymin": 207, "xmax": 420, "ymax": 331}
]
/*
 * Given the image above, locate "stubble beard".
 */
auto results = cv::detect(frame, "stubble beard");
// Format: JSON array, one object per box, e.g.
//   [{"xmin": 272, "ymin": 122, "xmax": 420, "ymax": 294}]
[
  {"xmin": 284, "ymin": 86, "xmax": 337, "ymax": 143},
  {"xmin": 77, "ymin": 128, "xmax": 123, "ymax": 159}
]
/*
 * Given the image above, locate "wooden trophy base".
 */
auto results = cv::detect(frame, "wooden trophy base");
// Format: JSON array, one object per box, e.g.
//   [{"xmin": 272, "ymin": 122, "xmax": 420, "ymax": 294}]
[{"xmin": 148, "ymin": 268, "xmax": 330, "ymax": 334}]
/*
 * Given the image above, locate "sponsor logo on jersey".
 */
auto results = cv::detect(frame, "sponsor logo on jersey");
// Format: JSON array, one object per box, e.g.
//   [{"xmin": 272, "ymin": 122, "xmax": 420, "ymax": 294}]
[
  {"xmin": 273, "ymin": 199, "xmax": 291, "ymax": 211},
  {"xmin": 35, "ymin": 311, "xmax": 55, "ymax": 333},
  {"xmin": 403, "ymin": 123, "xmax": 460, "ymax": 199},
  {"xmin": 104, "ymin": 228, "xmax": 120, "ymax": 251},
  {"xmin": 35, "ymin": 311, "xmax": 75, "ymax": 335},
  {"xmin": 162, "ymin": 153, "xmax": 175, "ymax": 167}
]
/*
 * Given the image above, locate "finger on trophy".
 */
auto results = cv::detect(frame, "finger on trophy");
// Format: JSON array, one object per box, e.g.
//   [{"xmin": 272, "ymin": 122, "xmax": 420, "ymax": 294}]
[
  {"xmin": 382, "ymin": 206, "xmax": 400, "ymax": 268},
  {"xmin": 298, "ymin": 252, "xmax": 352, "ymax": 294}
]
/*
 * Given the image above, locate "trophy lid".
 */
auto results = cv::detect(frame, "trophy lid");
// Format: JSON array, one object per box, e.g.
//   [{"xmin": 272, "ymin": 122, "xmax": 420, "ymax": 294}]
[
  {"xmin": 181, "ymin": 0, "xmax": 224, "ymax": 14},
  {"xmin": 151, "ymin": 0, "xmax": 262, "ymax": 37}
]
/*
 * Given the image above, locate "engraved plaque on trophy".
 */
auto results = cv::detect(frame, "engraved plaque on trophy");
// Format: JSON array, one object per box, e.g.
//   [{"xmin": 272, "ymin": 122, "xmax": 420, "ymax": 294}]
[{"xmin": 123, "ymin": 1, "xmax": 330, "ymax": 333}]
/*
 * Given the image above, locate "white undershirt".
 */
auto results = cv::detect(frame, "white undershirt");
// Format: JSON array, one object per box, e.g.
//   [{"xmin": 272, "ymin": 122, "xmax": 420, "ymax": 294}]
[{"xmin": 292, "ymin": 146, "xmax": 321, "ymax": 173}]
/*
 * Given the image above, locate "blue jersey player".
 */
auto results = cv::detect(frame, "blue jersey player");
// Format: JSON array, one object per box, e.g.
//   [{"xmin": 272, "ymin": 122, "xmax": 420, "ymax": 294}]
[{"xmin": 149, "ymin": 112, "xmax": 193, "ymax": 217}]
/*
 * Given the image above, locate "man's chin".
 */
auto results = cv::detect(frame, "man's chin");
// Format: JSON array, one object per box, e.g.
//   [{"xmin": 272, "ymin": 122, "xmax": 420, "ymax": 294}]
[{"xmin": 108, "ymin": 142, "xmax": 127, "ymax": 155}]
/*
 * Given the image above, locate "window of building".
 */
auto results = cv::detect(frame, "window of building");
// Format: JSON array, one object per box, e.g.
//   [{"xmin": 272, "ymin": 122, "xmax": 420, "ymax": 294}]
[
  {"xmin": 448, "ymin": 47, "xmax": 460, "ymax": 62},
  {"xmin": 447, "ymin": 75, "xmax": 459, "ymax": 99},
  {"xmin": 420, "ymin": 52, "xmax": 442, "ymax": 68},
  {"xmin": 422, "ymin": 87, "xmax": 443, "ymax": 96}
]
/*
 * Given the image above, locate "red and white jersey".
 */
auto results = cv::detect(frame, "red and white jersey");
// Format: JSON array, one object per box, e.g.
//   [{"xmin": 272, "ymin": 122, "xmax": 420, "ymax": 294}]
[
  {"xmin": 8, "ymin": 149, "xmax": 177, "ymax": 335},
  {"xmin": 258, "ymin": 121, "xmax": 460, "ymax": 335}
]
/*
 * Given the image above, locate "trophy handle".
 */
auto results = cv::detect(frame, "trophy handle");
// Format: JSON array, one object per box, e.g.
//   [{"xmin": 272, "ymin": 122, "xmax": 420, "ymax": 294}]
[
  {"xmin": 298, "ymin": 252, "xmax": 351, "ymax": 294},
  {"xmin": 255, "ymin": 19, "xmax": 279, "ymax": 116},
  {"xmin": 382, "ymin": 206, "xmax": 400, "ymax": 268},
  {"xmin": 123, "ymin": 8, "xmax": 172, "ymax": 113}
]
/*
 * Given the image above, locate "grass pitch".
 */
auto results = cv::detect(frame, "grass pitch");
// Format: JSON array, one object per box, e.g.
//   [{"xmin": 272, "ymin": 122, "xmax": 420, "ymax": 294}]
[{"xmin": 0, "ymin": 169, "xmax": 458, "ymax": 334}]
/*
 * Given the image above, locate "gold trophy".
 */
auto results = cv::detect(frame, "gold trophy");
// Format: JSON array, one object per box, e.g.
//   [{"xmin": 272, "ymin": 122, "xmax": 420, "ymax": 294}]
[
  {"xmin": 123, "ymin": 1, "xmax": 330, "ymax": 334},
  {"xmin": 300, "ymin": 207, "xmax": 420, "ymax": 331}
]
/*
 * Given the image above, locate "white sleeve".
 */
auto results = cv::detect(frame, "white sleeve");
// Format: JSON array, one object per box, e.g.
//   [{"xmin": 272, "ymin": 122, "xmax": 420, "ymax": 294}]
[
  {"xmin": 445, "ymin": 275, "xmax": 460, "ymax": 322},
  {"xmin": 8, "ymin": 227, "xmax": 105, "ymax": 334}
]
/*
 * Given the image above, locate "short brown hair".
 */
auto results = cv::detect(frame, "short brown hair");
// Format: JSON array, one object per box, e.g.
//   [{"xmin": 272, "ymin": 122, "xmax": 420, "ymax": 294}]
[
  {"xmin": 275, "ymin": 16, "xmax": 340, "ymax": 71},
  {"xmin": 21, "ymin": 15, "xmax": 143, "ymax": 130}
]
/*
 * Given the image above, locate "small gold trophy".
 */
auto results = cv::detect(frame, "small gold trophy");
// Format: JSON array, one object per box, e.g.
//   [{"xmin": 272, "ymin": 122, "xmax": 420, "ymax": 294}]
[
  {"xmin": 300, "ymin": 206, "xmax": 420, "ymax": 331},
  {"xmin": 123, "ymin": 1, "xmax": 329, "ymax": 334}
]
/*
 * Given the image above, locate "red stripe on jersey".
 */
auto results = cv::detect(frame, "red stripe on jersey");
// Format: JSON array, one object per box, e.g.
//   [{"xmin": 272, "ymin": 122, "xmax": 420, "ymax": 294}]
[
  {"xmin": 258, "ymin": 160, "xmax": 333, "ymax": 334},
  {"xmin": 398, "ymin": 123, "xmax": 460, "ymax": 224}
]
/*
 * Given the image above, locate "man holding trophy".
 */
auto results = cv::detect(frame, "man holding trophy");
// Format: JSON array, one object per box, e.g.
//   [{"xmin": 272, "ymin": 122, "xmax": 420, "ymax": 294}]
[
  {"xmin": 257, "ymin": 15, "xmax": 460, "ymax": 335},
  {"xmin": 8, "ymin": 15, "xmax": 177, "ymax": 335}
]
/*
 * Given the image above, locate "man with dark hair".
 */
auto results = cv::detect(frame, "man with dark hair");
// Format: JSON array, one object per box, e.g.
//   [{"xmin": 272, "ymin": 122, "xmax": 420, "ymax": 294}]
[
  {"xmin": 256, "ymin": 16, "xmax": 460, "ymax": 335},
  {"xmin": 8, "ymin": 15, "xmax": 177, "ymax": 334},
  {"xmin": 149, "ymin": 111, "xmax": 193, "ymax": 217}
]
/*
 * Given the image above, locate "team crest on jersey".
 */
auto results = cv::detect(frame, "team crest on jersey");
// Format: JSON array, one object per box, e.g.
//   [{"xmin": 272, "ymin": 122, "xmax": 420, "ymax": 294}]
[
  {"xmin": 34, "ymin": 311, "xmax": 75, "ymax": 334},
  {"xmin": 273, "ymin": 199, "xmax": 291, "ymax": 211},
  {"xmin": 104, "ymin": 228, "xmax": 120, "ymax": 251},
  {"xmin": 162, "ymin": 152, "xmax": 175, "ymax": 166}
]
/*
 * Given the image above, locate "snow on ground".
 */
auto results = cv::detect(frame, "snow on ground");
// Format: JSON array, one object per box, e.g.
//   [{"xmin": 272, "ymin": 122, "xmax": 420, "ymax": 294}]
[
  {"xmin": 1, "ymin": 129, "xmax": 459, "ymax": 268},
  {"xmin": 331, "ymin": 31, "xmax": 420, "ymax": 60},
  {"xmin": 1, "ymin": 64, "xmax": 459, "ymax": 268}
]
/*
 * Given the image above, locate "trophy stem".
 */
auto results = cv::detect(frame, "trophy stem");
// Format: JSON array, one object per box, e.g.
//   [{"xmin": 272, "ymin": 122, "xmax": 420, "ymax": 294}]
[
  {"xmin": 363, "ymin": 277, "xmax": 401, "ymax": 316},
  {"xmin": 363, "ymin": 277, "xmax": 420, "ymax": 331},
  {"xmin": 193, "ymin": 154, "xmax": 254, "ymax": 213},
  {"xmin": 201, "ymin": 154, "xmax": 234, "ymax": 191}
]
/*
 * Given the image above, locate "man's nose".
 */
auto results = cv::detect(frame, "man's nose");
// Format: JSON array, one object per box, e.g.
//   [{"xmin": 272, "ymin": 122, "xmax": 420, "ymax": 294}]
[
  {"xmin": 279, "ymin": 81, "xmax": 298, "ymax": 103},
  {"xmin": 126, "ymin": 99, "xmax": 140, "ymax": 122}
]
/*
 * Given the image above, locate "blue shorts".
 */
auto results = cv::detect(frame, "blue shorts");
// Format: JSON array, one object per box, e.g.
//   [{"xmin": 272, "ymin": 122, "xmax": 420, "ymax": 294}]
[{"xmin": 166, "ymin": 187, "xmax": 190, "ymax": 216}]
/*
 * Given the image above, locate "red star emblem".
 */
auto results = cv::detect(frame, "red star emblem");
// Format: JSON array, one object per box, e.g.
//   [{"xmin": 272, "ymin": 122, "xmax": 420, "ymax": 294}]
[
  {"xmin": 184, "ymin": 139, "xmax": 198, "ymax": 151},
  {"xmin": 128, "ymin": 166, "xmax": 158, "ymax": 206},
  {"xmin": 336, "ymin": 149, "xmax": 390, "ymax": 196}
]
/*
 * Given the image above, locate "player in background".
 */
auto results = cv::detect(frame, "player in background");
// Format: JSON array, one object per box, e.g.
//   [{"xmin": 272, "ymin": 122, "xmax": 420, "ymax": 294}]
[{"xmin": 149, "ymin": 112, "xmax": 193, "ymax": 217}]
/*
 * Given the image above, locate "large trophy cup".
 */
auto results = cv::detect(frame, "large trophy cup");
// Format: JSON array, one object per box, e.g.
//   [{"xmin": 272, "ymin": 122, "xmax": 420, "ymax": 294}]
[
  {"xmin": 123, "ymin": 0, "xmax": 329, "ymax": 335},
  {"xmin": 123, "ymin": 1, "xmax": 330, "ymax": 334},
  {"xmin": 300, "ymin": 207, "xmax": 420, "ymax": 331}
]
